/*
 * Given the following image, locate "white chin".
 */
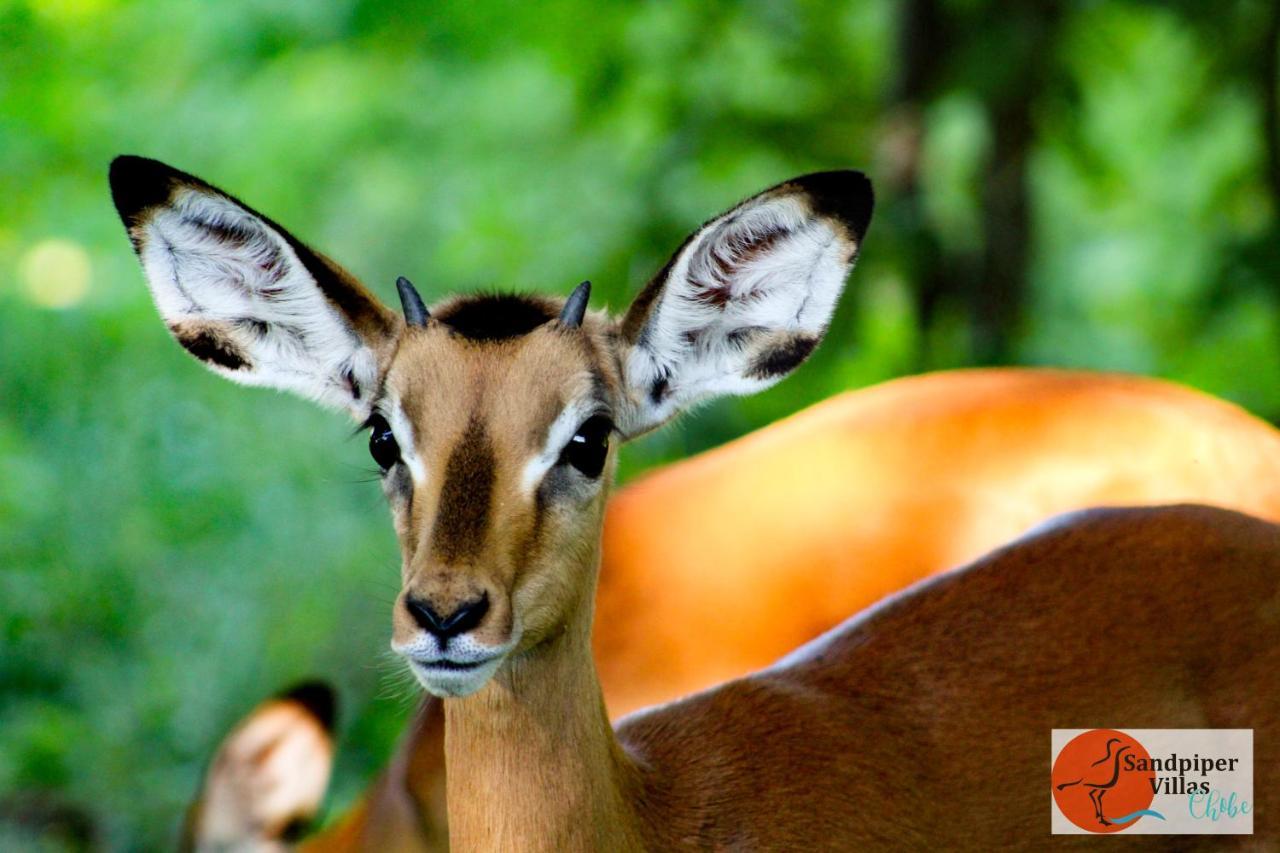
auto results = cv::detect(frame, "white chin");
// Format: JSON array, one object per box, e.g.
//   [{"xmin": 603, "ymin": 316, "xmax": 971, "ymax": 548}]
[{"xmin": 410, "ymin": 659, "xmax": 503, "ymax": 698}]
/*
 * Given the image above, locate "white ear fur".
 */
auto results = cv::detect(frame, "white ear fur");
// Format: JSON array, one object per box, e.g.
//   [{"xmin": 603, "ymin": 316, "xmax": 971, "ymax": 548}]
[
  {"xmin": 187, "ymin": 683, "xmax": 336, "ymax": 849},
  {"xmin": 617, "ymin": 171, "xmax": 873, "ymax": 436},
  {"xmin": 110, "ymin": 157, "xmax": 398, "ymax": 418}
]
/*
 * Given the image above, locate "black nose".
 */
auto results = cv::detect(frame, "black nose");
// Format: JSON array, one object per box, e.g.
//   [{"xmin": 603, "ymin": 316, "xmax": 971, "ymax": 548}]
[{"xmin": 405, "ymin": 594, "xmax": 490, "ymax": 641}]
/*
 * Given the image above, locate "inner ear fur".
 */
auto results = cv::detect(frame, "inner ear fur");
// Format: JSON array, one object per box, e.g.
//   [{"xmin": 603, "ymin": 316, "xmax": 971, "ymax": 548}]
[
  {"xmin": 109, "ymin": 155, "xmax": 401, "ymax": 416},
  {"xmin": 615, "ymin": 170, "xmax": 874, "ymax": 435}
]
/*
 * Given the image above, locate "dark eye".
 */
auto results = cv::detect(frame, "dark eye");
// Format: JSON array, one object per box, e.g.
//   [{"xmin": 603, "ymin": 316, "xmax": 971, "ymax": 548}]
[
  {"xmin": 367, "ymin": 414, "xmax": 401, "ymax": 472},
  {"xmin": 560, "ymin": 415, "xmax": 612, "ymax": 478}
]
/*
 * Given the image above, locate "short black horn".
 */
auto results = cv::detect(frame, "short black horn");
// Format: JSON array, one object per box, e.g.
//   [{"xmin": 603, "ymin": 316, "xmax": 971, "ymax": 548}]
[
  {"xmin": 560, "ymin": 280, "xmax": 591, "ymax": 328},
  {"xmin": 396, "ymin": 276, "xmax": 429, "ymax": 327}
]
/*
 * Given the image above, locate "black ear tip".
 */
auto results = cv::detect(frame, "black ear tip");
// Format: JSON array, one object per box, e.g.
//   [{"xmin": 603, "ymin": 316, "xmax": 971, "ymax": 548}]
[
  {"xmin": 109, "ymin": 153, "xmax": 156, "ymax": 178},
  {"xmin": 791, "ymin": 170, "xmax": 875, "ymax": 243},
  {"xmin": 108, "ymin": 155, "xmax": 186, "ymax": 223},
  {"xmin": 279, "ymin": 680, "xmax": 338, "ymax": 733}
]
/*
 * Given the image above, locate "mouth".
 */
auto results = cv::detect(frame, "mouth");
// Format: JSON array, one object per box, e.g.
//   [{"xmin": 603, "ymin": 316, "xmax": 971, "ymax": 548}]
[
  {"xmin": 412, "ymin": 656, "xmax": 498, "ymax": 672},
  {"xmin": 393, "ymin": 629, "xmax": 522, "ymax": 698},
  {"xmin": 405, "ymin": 654, "xmax": 506, "ymax": 697}
]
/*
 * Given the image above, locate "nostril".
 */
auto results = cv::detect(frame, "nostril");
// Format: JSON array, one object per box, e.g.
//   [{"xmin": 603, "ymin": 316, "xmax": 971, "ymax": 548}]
[
  {"xmin": 405, "ymin": 593, "xmax": 489, "ymax": 640},
  {"xmin": 441, "ymin": 593, "xmax": 489, "ymax": 636},
  {"xmin": 405, "ymin": 597, "xmax": 445, "ymax": 634}
]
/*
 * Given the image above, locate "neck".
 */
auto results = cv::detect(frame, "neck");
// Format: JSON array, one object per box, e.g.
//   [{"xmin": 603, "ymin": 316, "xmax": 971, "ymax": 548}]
[{"xmin": 443, "ymin": 597, "xmax": 645, "ymax": 851}]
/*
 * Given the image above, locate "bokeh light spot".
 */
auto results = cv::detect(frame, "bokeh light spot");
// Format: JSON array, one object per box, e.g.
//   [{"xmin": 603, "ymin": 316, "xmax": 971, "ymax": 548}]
[{"xmin": 20, "ymin": 239, "xmax": 92, "ymax": 309}]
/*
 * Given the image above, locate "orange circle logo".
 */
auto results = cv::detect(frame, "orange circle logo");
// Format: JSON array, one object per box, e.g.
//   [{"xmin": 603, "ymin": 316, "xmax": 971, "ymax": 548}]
[{"xmin": 1052, "ymin": 729, "xmax": 1161, "ymax": 832}]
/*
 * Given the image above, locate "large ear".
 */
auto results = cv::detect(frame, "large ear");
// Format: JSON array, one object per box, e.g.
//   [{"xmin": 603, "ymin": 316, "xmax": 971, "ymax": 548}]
[
  {"xmin": 109, "ymin": 156, "xmax": 401, "ymax": 418},
  {"xmin": 615, "ymin": 171, "xmax": 873, "ymax": 436},
  {"xmin": 182, "ymin": 682, "xmax": 337, "ymax": 851}
]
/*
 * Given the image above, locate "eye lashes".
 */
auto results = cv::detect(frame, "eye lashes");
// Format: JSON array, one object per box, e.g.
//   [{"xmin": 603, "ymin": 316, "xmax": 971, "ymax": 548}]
[{"xmin": 355, "ymin": 408, "xmax": 389, "ymax": 437}]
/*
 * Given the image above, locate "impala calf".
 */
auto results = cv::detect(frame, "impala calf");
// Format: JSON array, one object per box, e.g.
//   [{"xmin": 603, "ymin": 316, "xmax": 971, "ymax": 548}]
[{"xmin": 112, "ymin": 158, "xmax": 1279, "ymax": 848}]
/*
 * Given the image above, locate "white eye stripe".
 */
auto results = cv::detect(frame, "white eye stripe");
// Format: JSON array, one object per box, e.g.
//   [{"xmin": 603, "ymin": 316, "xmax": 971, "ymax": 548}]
[
  {"xmin": 519, "ymin": 397, "xmax": 607, "ymax": 496},
  {"xmin": 379, "ymin": 398, "xmax": 427, "ymax": 485}
]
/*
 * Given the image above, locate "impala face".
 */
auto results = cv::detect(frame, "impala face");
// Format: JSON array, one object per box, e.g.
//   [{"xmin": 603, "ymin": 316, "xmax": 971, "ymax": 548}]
[
  {"xmin": 374, "ymin": 298, "xmax": 621, "ymax": 695},
  {"xmin": 109, "ymin": 156, "xmax": 873, "ymax": 697}
]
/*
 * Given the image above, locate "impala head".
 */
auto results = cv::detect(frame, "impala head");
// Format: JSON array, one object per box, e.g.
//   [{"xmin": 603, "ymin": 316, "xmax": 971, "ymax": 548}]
[{"xmin": 109, "ymin": 156, "xmax": 873, "ymax": 697}]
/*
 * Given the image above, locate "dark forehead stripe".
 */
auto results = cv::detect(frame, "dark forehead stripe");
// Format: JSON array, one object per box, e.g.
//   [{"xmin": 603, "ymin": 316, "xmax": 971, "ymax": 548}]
[
  {"xmin": 434, "ymin": 293, "xmax": 557, "ymax": 342},
  {"xmin": 431, "ymin": 416, "xmax": 497, "ymax": 564}
]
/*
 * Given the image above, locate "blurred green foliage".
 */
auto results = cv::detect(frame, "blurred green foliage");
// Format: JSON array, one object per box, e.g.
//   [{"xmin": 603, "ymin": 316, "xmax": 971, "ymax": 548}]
[{"xmin": 2, "ymin": 0, "xmax": 1279, "ymax": 847}]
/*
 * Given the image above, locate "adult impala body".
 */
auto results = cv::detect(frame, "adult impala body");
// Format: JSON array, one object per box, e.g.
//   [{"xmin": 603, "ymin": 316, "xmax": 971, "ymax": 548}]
[{"xmin": 112, "ymin": 158, "xmax": 1279, "ymax": 849}]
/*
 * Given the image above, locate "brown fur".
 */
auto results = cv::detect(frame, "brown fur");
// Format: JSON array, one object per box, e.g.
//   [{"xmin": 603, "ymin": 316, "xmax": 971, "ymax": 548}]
[
  {"xmin": 310, "ymin": 701, "xmax": 447, "ymax": 853},
  {"xmin": 614, "ymin": 505, "xmax": 1280, "ymax": 849},
  {"xmin": 430, "ymin": 416, "xmax": 498, "ymax": 564}
]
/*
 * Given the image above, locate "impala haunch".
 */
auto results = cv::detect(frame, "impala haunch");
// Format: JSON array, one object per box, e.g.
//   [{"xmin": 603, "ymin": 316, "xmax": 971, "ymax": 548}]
[{"xmin": 112, "ymin": 158, "xmax": 1279, "ymax": 848}]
